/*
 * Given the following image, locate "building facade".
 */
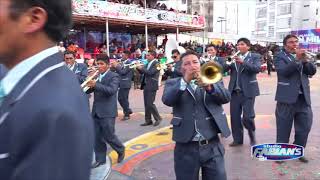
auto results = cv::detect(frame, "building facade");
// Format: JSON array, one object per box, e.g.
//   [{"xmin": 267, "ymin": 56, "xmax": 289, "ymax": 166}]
[{"xmin": 254, "ymin": 0, "xmax": 320, "ymax": 43}]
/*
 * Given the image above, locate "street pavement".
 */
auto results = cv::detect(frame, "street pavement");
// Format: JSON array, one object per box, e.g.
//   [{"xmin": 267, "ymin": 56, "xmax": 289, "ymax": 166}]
[{"xmin": 92, "ymin": 69, "xmax": 320, "ymax": 180}]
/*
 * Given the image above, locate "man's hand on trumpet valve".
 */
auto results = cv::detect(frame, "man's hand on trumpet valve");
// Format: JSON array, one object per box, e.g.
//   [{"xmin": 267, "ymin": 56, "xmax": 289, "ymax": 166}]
[
  {"xmin": 295, "ymin": 48, "xmax": 308, "ymax": 62},
  {"xmin": 86, "ymin": 80, "xmax": 96, "ymax": 88},
  {"xmin": 234, "ymin": 56, "xmax": 244, "ymax": 64}
]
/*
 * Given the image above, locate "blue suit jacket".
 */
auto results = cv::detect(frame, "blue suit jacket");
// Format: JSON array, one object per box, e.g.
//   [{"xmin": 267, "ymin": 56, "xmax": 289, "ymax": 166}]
[
  {"xmin": 0, "ymin": 64, "xmax": 7, "ymax": 80},
  {"xmin": 72, "ymin": 62, "xmax": 88, "ymax": 84},
  {"xmin": 0, "ymin": 53, "xmax": 94, "ymax": 180},
  {"xmin": 162, "ymin": 78, "xmax": 231, "ymax": 143},
  {"xmin": 226, "ymin": 52, "xmax": 261, "ymax": 97},
  {"xmin": 114, "ymin": 61, "xmax": 133, "ymax": 89},
  {"xmin": 138, "ymin": 60, "xmax": 160, "ymax": 91},
  {"xmin": 88, "ymin": 70, "xmax": 120, "ymax": 118},
  {"xmin": 274, "ymin": 50, "xmax": 317, "ymax": 105}
]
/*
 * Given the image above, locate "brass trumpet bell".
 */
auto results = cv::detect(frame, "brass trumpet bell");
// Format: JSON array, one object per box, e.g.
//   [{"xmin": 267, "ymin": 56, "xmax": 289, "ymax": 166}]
[{"xmin": 200, "ymin": 61, "xmax": 223, "ymax": 84}]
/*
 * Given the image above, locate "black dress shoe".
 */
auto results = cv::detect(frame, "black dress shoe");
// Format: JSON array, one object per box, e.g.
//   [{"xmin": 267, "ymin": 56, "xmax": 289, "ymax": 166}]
[
  {"xmin": 298, "ymin": 157, "xmax": 309, "ymax": 163},
  {"xmin": 275, "ymin": 161, "xmax": 284, "ymax": 164},
  {"xmin": 153, "ymin": 119, "xmax": 162, "ymax": 126},
  {"xmin": 140, "ymin": 122, "xmax": 153, "ymax": 126},
  {"xmin": 91, "ymin": 161, "xmax": 105, "ymax": 169},
  {"xmin": 128, "ymin": 109, "xmax": 133, "ymax": 114},
  {"xmin": 117, "ymin": 151, "xmax": 125, "ymax": 163},
  {"xmin": 122, "ymin": 116, "xmax": 130, "ymax": 121},
  {"xmin": 229, "ymin": 142, "xmax": 243, "ymax": 147}
]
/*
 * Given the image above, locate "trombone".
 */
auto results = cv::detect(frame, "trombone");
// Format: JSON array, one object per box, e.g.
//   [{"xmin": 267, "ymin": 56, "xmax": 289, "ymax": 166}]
[{"xmin": 81, "ymin": 70, "xmax": 99, "ymax": 92}]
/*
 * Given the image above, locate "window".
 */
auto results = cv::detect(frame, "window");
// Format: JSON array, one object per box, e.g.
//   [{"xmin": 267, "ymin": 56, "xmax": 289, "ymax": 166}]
[
  {"xmin": 316, "ymin": 8, "xmax": 318, "ymax": 15},
  {"xmin": 257, "ymin": 7, "xmax": 267, "ymax": 18},
  {"xmin": 277, "ymin": 3, "xmax": 291, "ymax": 15},
  {"xmin": 277, "ymin": 17, "xmax": 291, "ymax": 29},
  {"xmin": 269, "ymin": 2, "xmax": 275, "ymax": 9},
  {"xmin": 269, "ymin": 12, "xmax": 275, "ymax": 23},
  {"xmin": 302, "ymin": 19, "xmax": 309, "ymax": 21},
  {"xmin": 304, "ymin": 5, "xmax": 310, "ymax": 7},
  {"xmin": 277, "ymin": 32, "xmax": 290, "ymax": 40},
  {"xmin": 268, "ymin": 26, "xmax": 275, "ymax": 37},
  {"xmin": 256, "ymin": 21, "xmax": 267, "ymax": 31}
]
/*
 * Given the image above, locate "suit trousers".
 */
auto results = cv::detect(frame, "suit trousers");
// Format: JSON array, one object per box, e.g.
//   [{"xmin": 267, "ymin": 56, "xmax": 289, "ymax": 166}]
[
  {"xmin": 143, "ymin": 90, "xmax": 161, "ymax": 123},
  {"xmin": 230, "ymin": 92, "xmax": 256, "ymax": 143},
  {"xmin": 276, "ymin": 94, "xmax": 313, "ymax": 147},
  {"xmin": 93, "ymin": 115, "xmax": 125, "ymax": 163},
  {"xmin": 174, "ymin": 138, "xmax": 226, "ymax": 180},
  {"xmin": 118, "ymin": 88, "xmax": 131, "ymax": 115}
]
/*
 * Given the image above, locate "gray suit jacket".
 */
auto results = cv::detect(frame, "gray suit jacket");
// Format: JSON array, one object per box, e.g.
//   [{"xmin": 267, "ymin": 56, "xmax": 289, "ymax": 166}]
[
  {"xmin": 114, "ymin": 61, "xmax": 133, "ymax": 89},
  {"xmin": 0, "ymin": 64, "xmax": 7, "ymax": 80},
  {"xmin": 72, "ymin": 62, "xmax": 88, "ymax": 84},
  {"xmin": 0, "ymin": 53, "xmax": 94, "ymax": 180},
  {"xmin": 162, "ymin": 78, "xmax": 231, "ymax": 143},
  {"xmin": 274, "ymin": 50, "xmax": 317, "ymax": 105},
  {"xmin": 226, "ymin": 52, "xmax": 261, "ymax": 97},
  {"xmin": 138, "ymin": 60, "xmax": 160, "ymax": 91},
  {"xmin": 88, "ymin": 70, "xmax": 120, "ymax": 118}
]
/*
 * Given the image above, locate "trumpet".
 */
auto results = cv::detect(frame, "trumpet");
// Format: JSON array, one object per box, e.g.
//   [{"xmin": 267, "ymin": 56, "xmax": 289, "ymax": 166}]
[
  {"xmin": 194, "ymin": 61, "xmax": 223, "ymax": 85},
  {"xmin": 81, "ymin": 70, "xmax": 99, "ymax": 92},
  {"xmin": 302, "ymin": 51, "xmax": 320, "ymax": 60},
  {"xmin": 226, "ymin": 50, "xmax": 241, "ymax": 65},
  {"xmin": 123, "ymin": 60, "xmax": 145, "ymax": 69}
]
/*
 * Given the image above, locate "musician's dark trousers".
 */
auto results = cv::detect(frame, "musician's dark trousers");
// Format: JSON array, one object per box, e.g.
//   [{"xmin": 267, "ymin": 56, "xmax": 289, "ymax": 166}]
[
  {"xmin": 174, "ymin": 138, "xmax": 226, "ymax": 180},
  {"xmin": 93, "ymin": 114, "xmax": 125, "ymax": 163},
  {"xmin": 143, "ymin": 90, "xmax": 161, "ymax": 123},
  {"xmin": 118, "ymin": 88, "xmax": 132, "ymax": 115},
  {"xmin": 230, "ymin": 92, "xmax": 256, "ymax": 144},
  {"xmin": 276, "ymin": 95, "xmax": 313, "ymax": 147}
]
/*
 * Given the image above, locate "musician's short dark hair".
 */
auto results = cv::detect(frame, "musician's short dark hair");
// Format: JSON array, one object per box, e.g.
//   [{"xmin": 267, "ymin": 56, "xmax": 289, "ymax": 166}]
[
  {"xmin": 96, "ymin": 54, "xmax": 110, "ymax": 64},
  {"xmin": 9, "ymin": 0, "xmax": 72, "ymax": 42},
  {"xmin": 180, "ymin": 50, "xmax": 199, "ymax": 62},
  {"xmin": 206, "ymin": 44, "xmax": 217, "ymax": 51},
  {"xmin": 64, "ymin": 51, "xmax": 75, "ymax": 58},
  {"xmin": 237, "ymin": 38, "xmax": 251, "ymax": 46},
  {"xmin": 148, "ymin": 50, "xmax": 157, "ymax": 58},
  {"xmin": 283, "ymin": 34, "xmax": 298, "ymax": 45},
  {"xmin": 123, "ymin": 50, "xmax": 131, "ymax": 56},
  {"xmin": 171, "ymin": 49, "xmax": 180, "ymax": 55}
]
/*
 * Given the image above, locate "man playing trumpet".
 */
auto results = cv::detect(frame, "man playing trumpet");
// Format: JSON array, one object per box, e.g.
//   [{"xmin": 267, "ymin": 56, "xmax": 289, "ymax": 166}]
[
  {"xmin": 86, "ymin": 54, "xmax": 125, "ymax": 168},
  {"xmin": 162, "ymin": 51, "xmax": 231, "ymax": 180},
  {"xmin": 111, "ymin": 50, "xmax": 134, "ymax": 121},
  {"xmin": 274, "ymin": 35, "xmax": 317, "ymax": 163},
  {"xmin": 226, "ymin": 38, "xmax": 261, "ymax": 147}
]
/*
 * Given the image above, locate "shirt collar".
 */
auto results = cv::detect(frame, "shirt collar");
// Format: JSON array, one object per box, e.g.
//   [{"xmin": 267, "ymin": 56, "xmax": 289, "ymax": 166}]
[{"xmin": 1, "ymin": 46, "xmax": 59, "ymax": 96}]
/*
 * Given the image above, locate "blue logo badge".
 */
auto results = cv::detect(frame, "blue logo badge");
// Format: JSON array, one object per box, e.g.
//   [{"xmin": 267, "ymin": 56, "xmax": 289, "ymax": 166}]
[{"xmin": 251, "ymin": 143, "xmax": 304, "ymax": 161}]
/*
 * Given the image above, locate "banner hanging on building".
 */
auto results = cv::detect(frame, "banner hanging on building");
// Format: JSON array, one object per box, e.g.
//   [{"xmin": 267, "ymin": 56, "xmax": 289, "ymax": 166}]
[
  {"xmin": 291, "ymin": 29, "xmax": 320, "ymax": 52},
  {"xmin": 72, "ymin": 0, "xmax": 205, "ymax": 28}
]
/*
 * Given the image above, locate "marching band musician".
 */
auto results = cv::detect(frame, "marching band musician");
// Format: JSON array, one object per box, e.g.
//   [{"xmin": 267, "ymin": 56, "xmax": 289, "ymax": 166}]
[
  {"xmin": 86, "ymin": 54, "xmax": 125, "ymax": 168},
  {"xmin": 64, "ymin": 50, "xmax": 88, "ymax": 84},
  {"xmin": 274, "ymin": 35, "xmax": 317, "ymax": 163},
  {"xmin": 203, "ymin": 45, "xmax": 227, "ymax": 72},
  {"xmin": 165, "ymin": 49, "xmax": 183, "ymax": 79},
  {"xmin": 162, "ymin": 51, "xmax": 231, "ymax": 180},
  {"xmin": 136, "ymin": 50, "xmax": 163, "ymax": 126},
  {"xmin": 112, "ymin": 50, "xmax": 134, "ymax": 121},
  {"xmin": 226, "ymin": 38, "xmax": 261, "ymax": 147}
]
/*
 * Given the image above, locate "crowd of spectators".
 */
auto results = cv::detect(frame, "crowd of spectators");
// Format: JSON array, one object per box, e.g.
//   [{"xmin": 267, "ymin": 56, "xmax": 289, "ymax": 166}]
[{"xmin": 105, "ymin": 0, "xmax": 188, "ymax": 13}]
